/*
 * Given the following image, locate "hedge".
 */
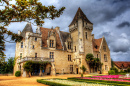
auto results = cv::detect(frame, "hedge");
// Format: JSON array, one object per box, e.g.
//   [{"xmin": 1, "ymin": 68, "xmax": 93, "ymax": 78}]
[
  {"xmin": 37, "ymin": 79, "xmax": 70, "ymax": 86},
  {"xmin": 15, "ymin": 71, "xmax": 21, "ymax": 77}
]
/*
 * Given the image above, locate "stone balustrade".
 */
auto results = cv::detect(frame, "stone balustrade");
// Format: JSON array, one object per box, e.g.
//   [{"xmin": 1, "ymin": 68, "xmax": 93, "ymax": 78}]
[{"xmin": 17, "ymin": 57, "xmax": 54, "ymax": 63}]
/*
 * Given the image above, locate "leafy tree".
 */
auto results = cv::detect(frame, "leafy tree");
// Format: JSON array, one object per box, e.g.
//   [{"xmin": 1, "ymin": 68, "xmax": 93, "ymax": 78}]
[
  {"xmin": 86, "ymin": 53, "xmax": 102, "ymax": 73},
  {"xmin": 80, "ymin": 65, "xmax": 86, "ymax": 74},
  {"xmin": 0, "ymin": 0, "xmax": 65, "ymax": 62},
  {"xmin": 111, "ymin": 58, "xmax": 114, "ymax": 68},
  {"xmin": 7, "ymin": 57, "xmax": 14, "ymax": 73}
]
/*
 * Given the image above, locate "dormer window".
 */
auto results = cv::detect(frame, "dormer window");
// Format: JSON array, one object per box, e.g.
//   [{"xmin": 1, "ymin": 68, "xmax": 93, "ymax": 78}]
[
  {"xmin": 68, "ymin": 42, "xmax": 71, "ymax": 49},
  {"xmin": 95, "ymin": 45, "xmax": 98, "ymax": 49},
  {"xmin": 50, "ymin": 40, "xmax": 54, "ymax": 47},
  {"xmin": 35, "ymin": 37, "xmax": 37, "ymax": 41},
  {"xmin": 21, "ymin": 42, "xmax": 23, "ymax": 48}
]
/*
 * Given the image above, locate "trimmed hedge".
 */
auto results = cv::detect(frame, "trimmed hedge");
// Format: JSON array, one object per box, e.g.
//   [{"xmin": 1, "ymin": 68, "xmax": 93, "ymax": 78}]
[
  {"xmin": 37, "ymin": 79, "xmax": 71, "ymax": 86},
  {"xmin": 108, "ymin": 70, "xmax": 115, "ymax": 75},
  {"xmin": 15, "ymin": 71, "xmax": 21, "ymax": 77},
  {"xmin": 67, "ymin": 77, "xmax": 130, "ymax": 86}
]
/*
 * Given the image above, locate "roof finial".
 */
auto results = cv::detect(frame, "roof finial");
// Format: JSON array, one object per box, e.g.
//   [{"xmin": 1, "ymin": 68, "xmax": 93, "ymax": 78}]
[{"xmin": 51, "ymin": 26, "xmax": 53, "ymax": 29}]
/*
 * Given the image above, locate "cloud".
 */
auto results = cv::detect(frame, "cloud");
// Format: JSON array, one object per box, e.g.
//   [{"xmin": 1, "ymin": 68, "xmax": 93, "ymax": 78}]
[{"xmin": 117, "ymin": 21, "xmax": 130, "ymax": 28}]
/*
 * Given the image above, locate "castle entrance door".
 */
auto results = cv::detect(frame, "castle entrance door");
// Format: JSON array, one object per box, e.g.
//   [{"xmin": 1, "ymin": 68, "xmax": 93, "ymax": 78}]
[
  {"xmin": 76, "ymin": 68, "xmax": 78, "ymax": 74},
  {"xmin": 31, "ymin": 64, "xmax": 40, "ymax": 76}
]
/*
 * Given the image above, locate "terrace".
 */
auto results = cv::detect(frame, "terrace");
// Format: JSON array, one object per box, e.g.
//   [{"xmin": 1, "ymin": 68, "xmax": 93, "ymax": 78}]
[{"xmin": 17, "ymin": 57, "xmax": 54, "ymax": 63}]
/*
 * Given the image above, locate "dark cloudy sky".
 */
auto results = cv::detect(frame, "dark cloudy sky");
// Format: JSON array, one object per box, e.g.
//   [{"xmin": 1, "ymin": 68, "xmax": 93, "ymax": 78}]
[{"xmin": 2, "ymin": 0, "xmax": 130, "ymax": 61}]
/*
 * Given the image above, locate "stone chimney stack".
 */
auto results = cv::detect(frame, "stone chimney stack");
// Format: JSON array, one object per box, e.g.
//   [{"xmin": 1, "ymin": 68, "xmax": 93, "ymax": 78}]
[
  {"xmin": 55, "ymin": 26, "xmax": 60, "ymax": 32},
  {"xmin": 36, "ymin": 25, "xmax": 41, "ymax": 34},
  {"xmin": 18, "ymin": 30, "xmax": 21, "ymax": 35}
]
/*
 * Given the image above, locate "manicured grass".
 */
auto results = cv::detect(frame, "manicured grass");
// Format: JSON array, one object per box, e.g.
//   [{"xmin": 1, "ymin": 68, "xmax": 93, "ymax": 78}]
[
  {"xmin": 67, "ymin": 77, "xmax": 130, "ymax": 86},
  {"xmin": 37, "ymin": 79, "xmax": 111, "ymax": 86}
]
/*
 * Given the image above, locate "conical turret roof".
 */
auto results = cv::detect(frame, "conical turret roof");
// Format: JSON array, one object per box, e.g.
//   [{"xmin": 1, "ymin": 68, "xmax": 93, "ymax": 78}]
[
  {"xmin": 69, "ymin": 7, "xmax": 92, "ymax": 27},
  {"xmin": 21, "ymin": 23, "xmax": 33, "ymax": 38}
]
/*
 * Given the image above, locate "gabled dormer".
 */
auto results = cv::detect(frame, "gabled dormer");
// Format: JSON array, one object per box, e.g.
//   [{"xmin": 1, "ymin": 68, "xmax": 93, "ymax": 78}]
[
  {"xmin": 47, "ymin": 29, "xmax": 56, "ymax": 48},
  {"xmin": 65, "ymin": 34, "xmax": 73, "ymax": 52}
]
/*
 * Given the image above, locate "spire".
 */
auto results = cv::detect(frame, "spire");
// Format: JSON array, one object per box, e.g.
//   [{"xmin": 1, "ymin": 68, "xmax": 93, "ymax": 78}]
[
  {"xmin": 69, "ymin": 7, "xmax": 93, "ymax": 27},
  {"xmin": 21, "ymin": 23, "xmax": 33, "ymax": 38}
]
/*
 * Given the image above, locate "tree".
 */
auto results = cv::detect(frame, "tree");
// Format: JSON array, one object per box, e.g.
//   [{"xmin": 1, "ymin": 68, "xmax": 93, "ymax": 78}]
[
  {"xmin": 86, "ymin": 53, "xmax": 102, "ymax": 73},
  {"xmin": 80, "ymin": 65, "xmax": 86, "ymax": 74},
  {"xmin": 0, "ymin": 0, "xmax": 65, "ymax": 62},
  {"xmin": 7, "ymin": 57, "xmax": 14, "ymax": 73}
]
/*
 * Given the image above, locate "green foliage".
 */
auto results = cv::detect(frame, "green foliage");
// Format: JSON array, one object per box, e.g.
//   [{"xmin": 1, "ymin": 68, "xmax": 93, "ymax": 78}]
[
  {"xmin": 15, "ymin": 71, "xmax": 21, "ymax": 77},
  {"xmin": 120, "ymin": 70, "xmax": 124, "ymax": 73},
  {"xmin": 0, "ymin": 57, "xmax": 14, "ymax": 74},
  {"xmin": 80, "ymin": 65, "xmax": 86, "ymax": 74},
  {"xmin": 23, "ymin": 61, "xmax": 33, "ymax": 73},
  {"xmin": 23, "ymin": 61, "xmax": 51, "ymax": 73},
  {"xmin": 0, "ymin": 0, "xmax": 65, "ymax": 61},
  {"xmin": 7, "ymin": 57, "xmax": 14, "ymax": 73},
  {"xmin": 81, "ymin": 73, "xmax": 83, "ymax": 77},
  {"xmin": 111, "ymin": 58, "xmax": 114, "ymax": 68},
  {"xmin": 37, "ymin": 79, "xmax": 70, "ymax": 86},
  {"xmin": 110, "ymin": 67, "xmax": 118, "ymax": 73},
  {"xmin": 108, "ymin": 70, "xmax": 115, "ymax": 75},
  {"xmin": 86, "ymin": 53, "xmax": 94, "ymax": 61},
  {"xmin": 127, "ymin": 68, "xmax": 130, "ymax": 73}
]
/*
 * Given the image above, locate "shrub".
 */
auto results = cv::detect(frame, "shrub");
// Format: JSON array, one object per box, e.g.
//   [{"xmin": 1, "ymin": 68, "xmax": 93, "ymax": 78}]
[
  {"xmin": 110, "ymin": 67, "xmax": 118, "ymax": 73},
  {"xmin": 15, "ymin": 71, "xmax": 21, "ymax": 77},
  {"xmin": 108, "ymin": 70, "xmax": 115, "ymax": 75},
  {"xmin": 127, "ymin": 68, "xmax": 130, "ymax": 73},
  {"xmin": 120, "ymin": 70, "xmax": 124, "ymax": 73},
  {"xmin": 81, "ymin": 73, "xmax": 83, "ymax": 77}
]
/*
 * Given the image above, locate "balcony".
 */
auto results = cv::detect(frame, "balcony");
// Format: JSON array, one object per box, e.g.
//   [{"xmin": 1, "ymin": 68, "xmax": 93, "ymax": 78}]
[{"xmin": 17, "ymin": 57, "xmax": 54, "ymax": 63}]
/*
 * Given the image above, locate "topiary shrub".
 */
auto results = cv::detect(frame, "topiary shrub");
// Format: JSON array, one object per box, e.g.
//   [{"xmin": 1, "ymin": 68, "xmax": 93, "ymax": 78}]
[
  {"xmin": 108, "ymin": 70, "xmax": 115, "ymax": 75},
  {"xmin": 15, "ymin": 71, "xmax": 21, "ymax": 77},
  {"xmin": 110, "ymin": 67, "xmax": 118, "ymax": 73},
  {"xmin": 81, "ymin": 73, "xmax": 83, "ymax": 77}
]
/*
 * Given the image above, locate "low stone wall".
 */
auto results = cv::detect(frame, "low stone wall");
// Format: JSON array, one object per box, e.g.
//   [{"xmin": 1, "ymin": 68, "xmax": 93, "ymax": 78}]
[{"xmin": 0, "ymin": 73, "xmax": 13, "ymax": 76}]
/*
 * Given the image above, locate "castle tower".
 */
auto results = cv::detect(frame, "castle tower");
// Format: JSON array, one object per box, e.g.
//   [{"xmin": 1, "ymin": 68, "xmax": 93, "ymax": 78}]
[{"xmin": 69, "ymin": 7, "xmax": 93, "ymax": 73}]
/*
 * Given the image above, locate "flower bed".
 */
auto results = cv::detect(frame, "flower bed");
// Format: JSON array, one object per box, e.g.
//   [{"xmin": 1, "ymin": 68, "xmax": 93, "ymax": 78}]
[
  {"xmin": 91, "ymin": 75, "xmax": 130, "ymax": 80},
  {"xmin": 37, "ymin": 79, "xmax": 111, "ymax": 86},
  {"xmin": 68, "ymin": 77, "xmax": 130, "ymax": 86}
]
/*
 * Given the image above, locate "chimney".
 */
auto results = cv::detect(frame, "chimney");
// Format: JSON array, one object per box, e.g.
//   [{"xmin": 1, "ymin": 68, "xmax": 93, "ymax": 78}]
[
  {"xmin": 18, "ymin": 30, "xmax": 21, "ymax": 35},
  {"xmin": 55, "ymin": 26, "xmax": 60, "ymax": 31},
  {"xmin": 36, "ymin": 25, "xmax": 41, "ymax": 34}
]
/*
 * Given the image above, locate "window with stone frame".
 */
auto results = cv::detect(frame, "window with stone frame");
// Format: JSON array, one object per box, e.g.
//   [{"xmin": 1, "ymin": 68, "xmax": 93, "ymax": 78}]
[
  {"xmin": 75, "ymin": 46, "xmax": 76, "ymax": 52},
  {"xmin": 104, "ymin": 54, "xmax": 107, "ymax": 62},
  {"xmin": 35, "ymin": 53, "xmax": 37, "ymax": 58},
  {"xmin": 103, "ymin": 46, "xmax": 106, "ymax": 52},
  {"xmin": 85, "ymin": 32, "xmax": 87, "ymax": 39},
  {"xmin": 50, "ymin": 52, "xmax": 54, "ymax": 58},
  {"xmin": 21, "ymin": 42, "xmax": 23, "ymax": 48},
  {"xmin": 68, "ymin": 42, "xmax": 71, "ymax": 49},
  {"xmin": 105, "ymin": 65, "xmax": 108, "ymax": 71},
  {"xmin": 35, "ymin": 37, "xmax": 37, "ymax": 41},
  {"xmin": 33, "ymin": 45, "xmax": 34, "ymax": 49},
  {"xmin": 70, "ymin": 65, "xmax": 73, "ymax": 72},
  {"xmin": 68, "ymin": 55, "xmax": 71, "ymax": 61},
  {"xmin": 20, "ymin": 53, "xmax": 22, "ymax": 59},
  {"xmin": 50, "ymin": 40, "xmax": 54, "ymax": 47}
]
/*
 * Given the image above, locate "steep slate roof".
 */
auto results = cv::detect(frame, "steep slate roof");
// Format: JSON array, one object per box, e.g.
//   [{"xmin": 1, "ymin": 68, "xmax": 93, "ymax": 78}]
[
  {"xmin": 69, "ymin": 7, "xmax": 92, "ymax": 27},
  {"xmin": 114, "ymin": 61, "xmax": 130, "ymax": 69},
  {"xmin": 21, "ymin": 23, "xmax": 33, "ymax": 38},
  {"xmin": 40, "ymin": 27, "xmax": 63, "ymax": 50},
  {"xmin": 92, "ymin": 38, "xmax": 102, "ymax": 52}
]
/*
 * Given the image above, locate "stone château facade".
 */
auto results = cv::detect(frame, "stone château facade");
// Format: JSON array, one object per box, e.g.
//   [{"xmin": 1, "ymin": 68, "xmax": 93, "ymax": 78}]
[{"xmin": 14, "ymin": 7, "xmax": 111, "ymax": 77}]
